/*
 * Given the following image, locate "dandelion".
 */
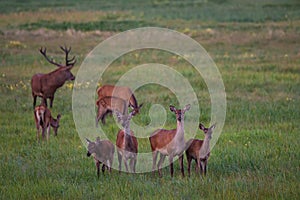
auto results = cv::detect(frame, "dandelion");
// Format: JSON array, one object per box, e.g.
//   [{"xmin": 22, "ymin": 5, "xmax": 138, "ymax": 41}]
[
  {"xmin": 7, "ymin": 40, "xmax": 26, "ymax": 49},
  {"xmin": 183, "ymin": 28, "xmax": 190, "ymax": 34},
  {"xmin": 66, "ymin": 83, "xmax": 74, "ymax": 90},
  {"xmin": 224, "ymin": 52, "xmax": 229, "ymax": 58}
]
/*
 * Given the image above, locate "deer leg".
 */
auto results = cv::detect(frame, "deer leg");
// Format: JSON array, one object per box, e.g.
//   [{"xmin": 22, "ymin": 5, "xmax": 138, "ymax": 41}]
[
  {"xmin": 95, "ymin": 106, "xmax": 103, "ymax": 127},
  {"xmin": 123, "ymin": 157, "xmax": 129, "ymax": 172},
  {"xmin": 33, "ymin": 95, "xmax": 37, "ymax": 109},
  {"xmin": 133, "ymin": 157, "xmax": 137, "ymax": 173},
  {"xmin": 42, "ymin": 127, "xmax": 46, "ymax": 141},
  {"xmin": 196, "ymin": 158, "xmax": 201, "ymax": 175},
  {"xmin": 204, "ymin": 159, "xmax": 207, "ymax": 175},
  {"xmin": 179, "ymin": 154, "xmax": 185, "ymax": 177},
  {"xmin": 49, "ymin": 96, "xmax": 54, "ymax": 108},
  {"xmin": 100, "ymin": 109, "xmax": 110, "ymax": 125},
  {"xmin": 101, "ymin": 112, "xmax": 106, "ymax": 124},
  {"xmin": 43, "ymin": 97, "xmax": 48, "ymax": 107},
  {"xmin": 102, "ymin": 164, "xmax": 106, "ymax": 174},
  {"xmin": 169, "ymin": 155, "xmax": 174, "ymax": 177},
  {"xmin": 200, "ymin": 160, "xmax": 204, "ymax": 176},
  {"xmin": 36, "ymin": 127, "xmax": 41, "ymax": 142},
  {"xmin": 117, "ymin": 151, "xmax": 122, "ymax": 173},
  {"xmin": 129, "ymin": 158, "xmax": 135, "ymax": 173},
  {"xmin": 157, "ymin": 154, "xmax": 166, "ymax": 177},
  {"xmin": 151, "ymin": 151, "xmax": 158, "ymax": 175},
  {"xmin": 95, "ymin": 115, "xmax": 100, "ymax": 127},
  {"xmin": 107, "ymin": 159, "xmax": 112, "ymax": 173},
  {"xmin": 46, "ymin": 125, "xmax": 50, "ymax": 141},
  {"xmin": 96, "ymin": 161, "xmax": 100, "ymax": 178},
  {"xmin": 186, "ymin": 154, "xmax": 192, "ymax": 177},
  {"xmin": 109, "ymin": 158, "xmax": 113, "ymax": 173}
]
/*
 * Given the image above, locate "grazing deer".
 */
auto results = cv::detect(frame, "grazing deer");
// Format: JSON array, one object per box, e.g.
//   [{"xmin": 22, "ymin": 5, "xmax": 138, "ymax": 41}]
[
  {"xmin": 86, "ymin": 137, "xmax": 115, "ymax": 178},
  {"xmin": 149, "ymin": 104, "xmax": 191, "ymax": 177},
  {"xmin": 185, "ymin": 123, "xmax": 215, "ymax": 176},
  {"xmin": 31, "ymin": 46, "xmax": 76, "ymax": 108},
  {"xmin": 96, "ymin": 85, "xmax": 143, "ymax": 124},
  {"xmin": 34, "ymin": 105, "xmax": 61, "ymax": 141},
  {"xmin": 115, "ymin": 110, "xmax": 138, "ymax": 173}
]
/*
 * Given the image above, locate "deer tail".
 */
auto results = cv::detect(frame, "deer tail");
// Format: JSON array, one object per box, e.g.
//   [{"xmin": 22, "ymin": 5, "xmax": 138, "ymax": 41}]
[{"xmin": 36, "ymin": 109, "xmax": 44, "ymax": 126}]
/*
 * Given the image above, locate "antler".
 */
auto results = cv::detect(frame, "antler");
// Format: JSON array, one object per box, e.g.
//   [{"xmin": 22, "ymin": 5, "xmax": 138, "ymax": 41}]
[
  {"xmin": 60, "ymin": 45, "xmax": 76, "ymax": 66},
  {"xmin": 39, "ymin": 47, "xmax": 63, "ymax": 67}
]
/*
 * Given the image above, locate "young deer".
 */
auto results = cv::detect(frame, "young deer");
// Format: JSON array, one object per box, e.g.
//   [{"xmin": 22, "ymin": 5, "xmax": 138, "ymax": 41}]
[
  {"xmin": 31, "ymin": 46, "xmax": 76, "ymax": 108},
  {"xmin": 149, "ymin": 104, "xmax": 191, "ymax": 177},
  {"xmin": 34, "ymin": 105, "xmax": 61, "ymax": 141},
  {"xmin": 86, "ymin": 137, "xmax": 115, "ymax": 178},
  {"xmin": 96, "ymin": 85, "xmax": 143, "ymax": 123},
  {"xmin": 185, "ymin": 123, "xmax": 216, "ymax": 176},
  {"xmin": 115, "ymin": 110, "xmax": 138, "ymax": 173},
  {"xmin": 96, "ymin": 96, "xmax": 127, "ymax": 126}
]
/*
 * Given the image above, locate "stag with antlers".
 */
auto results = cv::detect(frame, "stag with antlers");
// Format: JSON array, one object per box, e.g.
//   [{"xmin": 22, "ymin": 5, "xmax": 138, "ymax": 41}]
[{"xmin": 31, "ymin": 46, "xmax": 76, "ymax": 108}]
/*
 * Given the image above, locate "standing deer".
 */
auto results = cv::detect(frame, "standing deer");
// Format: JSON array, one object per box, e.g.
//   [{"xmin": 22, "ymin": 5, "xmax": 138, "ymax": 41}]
[
  {"xmin": 115, "ymin": 110, "xmax": 138, "ymax": 173},
  {"xmin": 185, "ymin": 123, "xmax": 215, "ymax": 176},
  {"xmin": 31, "ymin": 46, "xmax": 76, "ymax": 108},
  {"xmin": 96, "ymin": 85, "xmax": 143, "ymax": 124},
  {"xmin": 34, "ymin": 105, "xmax": 61, "ymax": 141},
  {"xmin": 86, "ymin": 137, "xmax": 115, "ymax": 178},
  {"xmin": 149, "ymin": 104, "xmax": 191, "ymax": 177}
]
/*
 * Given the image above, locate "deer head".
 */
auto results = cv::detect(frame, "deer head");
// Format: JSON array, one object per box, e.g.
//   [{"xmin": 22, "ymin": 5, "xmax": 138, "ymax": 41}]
[
  {"xmin": 199, "ymin": 123, "xmax": 216, "ymax": 140},
  {"xmin": 86, "ymin": 138, "xmax": 95, "ymax": 157},
  {"xmin": 131, "ymin": 103, "xmax": 143, "ymax": 116},
  {"xmin": 39, "ymin": 46, "xmax": 76, "ymax": 81},
  {"xmin": 115, "ymin": 110, "xmax": 135, "ymax": 130},
  {"xmin": 51, "ymin": 114, "xmax": 61, "ymax": 136},
  {"xmin": 169, "ymin": 104, "xmax": 191, "ymax": 122}
]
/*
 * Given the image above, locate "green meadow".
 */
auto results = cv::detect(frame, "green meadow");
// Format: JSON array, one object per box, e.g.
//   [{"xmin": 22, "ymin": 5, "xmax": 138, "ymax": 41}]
[{"xmin": 0, "ymin": 0, "xmax": 299, "ymax": 199}]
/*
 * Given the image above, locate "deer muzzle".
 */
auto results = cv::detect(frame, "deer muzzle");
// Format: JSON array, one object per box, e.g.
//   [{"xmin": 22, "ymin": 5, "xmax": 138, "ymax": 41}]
[{"xmin": 87, "ymin": 151, "xmax": 91, "ymax": 157}]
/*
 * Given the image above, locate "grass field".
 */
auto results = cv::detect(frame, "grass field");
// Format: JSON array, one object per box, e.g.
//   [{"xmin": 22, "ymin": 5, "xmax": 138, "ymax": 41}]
[{"xmin": 0, "ymin": 0, "xmax": 299, "ymax": 199}]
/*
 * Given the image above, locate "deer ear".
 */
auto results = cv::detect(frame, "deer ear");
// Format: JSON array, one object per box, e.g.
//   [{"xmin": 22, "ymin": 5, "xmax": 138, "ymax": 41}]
[
  {"xmin": 86, "ymin": 138, "xmax": 91, "ymax": 144},
  {"xmin": 199, "ymin": 123, "xmax": 205, "ymax": 131},
  {"xmin": 210, "ymin": 124, "xmax": 216, "ymax": 130},
  {"xmin": 57, "ymin": 114, "xmax": 61, "ymax": 120},
  {"xmin": 96, "ymin": 136, "xmax": 101, "ymax": 143},
  {"xmin": 183, "ymin": 104, "xmax": 191, "ymax": 112},
  {"xmin": 139, "ymin": 103, "xmax": 143, "ymax": 109},
  {"xmin": 169, "ymin": 105, "xmax": 176, "ymax": 112}
]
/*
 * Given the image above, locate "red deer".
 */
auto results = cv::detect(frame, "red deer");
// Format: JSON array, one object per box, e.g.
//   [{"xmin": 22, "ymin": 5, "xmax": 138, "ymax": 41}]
[
  {"xmin": 95, "ymin": 96, "xmax": 127, "ymax": 126},
  {"xmin": 31, "ymin": 46, "xmax": 76, "ymax": 108},
  {"xmin": 185, "ymin": 123, "xmax": 215, "ymax": 176},
  {"xmin": 86, "ymin": 137, "xmax": 115, "ymax": 178},
  {"xmin": 115, "ymin": 110, "xmax": 138, "ymax": 173},
  {"xmin": 34, "ymin": 105, "xmax": 61, "ymax": 141},
  {"xmin": 149, "ymin": 104, "xmax": 191, "ymax": 177},
  {"xmin": 96, "ymin": 85, "xmax": 143, "ymax": 124}
]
